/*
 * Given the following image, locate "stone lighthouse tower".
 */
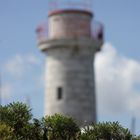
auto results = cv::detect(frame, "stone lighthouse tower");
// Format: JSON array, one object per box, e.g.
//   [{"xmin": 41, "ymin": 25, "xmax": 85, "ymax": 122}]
[{"xmin": 36, "ymin": 0, "xmax": 103, "ymax": 126}]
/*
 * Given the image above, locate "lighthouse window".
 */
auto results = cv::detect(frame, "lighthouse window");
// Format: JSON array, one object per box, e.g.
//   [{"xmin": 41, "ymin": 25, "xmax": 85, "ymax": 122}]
[
  {"xmin": 57, "ymin": 87, "xmax": 63, "ymax": 100},
  {"xmin": 98, "ymin": 32, "xmax": 103, "ymax": 40}
]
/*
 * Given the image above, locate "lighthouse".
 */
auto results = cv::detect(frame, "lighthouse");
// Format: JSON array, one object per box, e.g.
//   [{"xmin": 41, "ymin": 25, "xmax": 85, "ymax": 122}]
[{"xmin": 36, "ymin": 0, "xmax": 103, "ymax": 126}]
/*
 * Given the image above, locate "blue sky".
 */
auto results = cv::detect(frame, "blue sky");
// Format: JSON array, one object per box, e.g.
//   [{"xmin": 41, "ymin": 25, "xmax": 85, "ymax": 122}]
[{"xmin": 0, "ymin": 0, "xmax": 140, "ymax": 134}]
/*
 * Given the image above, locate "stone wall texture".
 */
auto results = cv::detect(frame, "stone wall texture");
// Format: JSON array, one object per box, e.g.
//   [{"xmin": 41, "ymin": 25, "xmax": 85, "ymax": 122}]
[{"xmin": 45, "ymin": 45, "xmax": 96, "ymax": 126}]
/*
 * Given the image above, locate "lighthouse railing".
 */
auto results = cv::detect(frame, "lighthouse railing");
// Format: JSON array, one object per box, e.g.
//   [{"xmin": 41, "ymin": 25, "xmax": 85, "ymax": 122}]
[
  {"xmin": 36, "ymin": 21, "xmax": 104, "ymax": 43},
  {"xmin": 47, "ymin": 0, "xmax": 93, "ymax": 13}
]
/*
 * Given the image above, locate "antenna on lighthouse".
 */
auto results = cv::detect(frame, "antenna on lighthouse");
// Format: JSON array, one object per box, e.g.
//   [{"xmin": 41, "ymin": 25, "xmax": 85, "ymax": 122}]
[
  {"xmin": 25, "ymin": 95, "xmax": 31, "ymax": 107},
  {"xmin": 48, "ymin": 0, "xmax": 93, "ymax": 13},
  {"xmin": 131, "ymin": 117, "xmax": 136, "ymax": 135}
]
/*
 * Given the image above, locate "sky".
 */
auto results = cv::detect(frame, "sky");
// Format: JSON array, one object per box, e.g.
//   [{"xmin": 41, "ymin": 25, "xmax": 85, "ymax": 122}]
[{"xmin": 0, "ymin": 0, "xmax": 140, "ymax": 135}]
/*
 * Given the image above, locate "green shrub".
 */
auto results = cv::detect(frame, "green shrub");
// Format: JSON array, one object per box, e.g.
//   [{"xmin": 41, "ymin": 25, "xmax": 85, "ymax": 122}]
[
  {"xmin": 43, "ymin": 114, "xmax": 80, "ymax": 140},
  {"xmin": 1, "ymin": 102, "xmax": 140, "ymax": 140},
  {"xmin": 79, "ymin": 122, "xmax": 133, "ymax": 140},
  {"xmin": 0, "ymin": 102, "xmax": 32, "ymax": 139},
  {"xmin": 0, "ymin": 123, "xmax": 15, "ymax": 140}
]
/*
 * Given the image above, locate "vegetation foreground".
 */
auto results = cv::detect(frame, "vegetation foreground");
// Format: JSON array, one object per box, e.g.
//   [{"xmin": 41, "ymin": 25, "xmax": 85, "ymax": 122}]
[{"xmin": 0, "ymin": 102, "xmax": 140, "ymax": 140}]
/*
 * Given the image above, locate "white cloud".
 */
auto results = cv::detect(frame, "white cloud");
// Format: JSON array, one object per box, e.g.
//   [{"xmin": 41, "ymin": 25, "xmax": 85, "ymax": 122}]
[
  {"xmin": 1, "ymin": 53, "xmax": 43, "ymax": 101},
  {"xmin": 3, "ymin": 54, "xmax": 41, "ymax": 78},
  {"xmin": 26, "ymin": 53, "xmax": 41, "ymax": 65},
  {"xmin": 95, "ymin": 43, "xmax": 140, "ymax": 116},
  {"xmin": 1, "ymin": 84, "xmax": 13, "ymax": 99}
]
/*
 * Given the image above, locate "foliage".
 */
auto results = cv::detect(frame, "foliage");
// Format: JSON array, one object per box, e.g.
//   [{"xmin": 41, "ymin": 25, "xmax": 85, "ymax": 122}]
[
  {"xmin": 135, "ymin": 136, "xmax": 140, "ymax": 140},
  {"xmin": 43, "ymin": 114, "xmax": 80, "ymax": 140},
  {"xmin": 0, "ymin": 102, "xmax": 140, "ymax": 140},
  {"xmin": 28, "ymin": 118, "xmax": 44, "ymax": 140},
  {"xmin": 0, "ymin": 123, "xmax": 15, "ymax": 140},
  {"xmin": 0, "ymin": 102, "xmax": 33, "ymax": 139},
  {"xmin": 79, "ymin": 122, "xmax": 133, "ymax": 140}
]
